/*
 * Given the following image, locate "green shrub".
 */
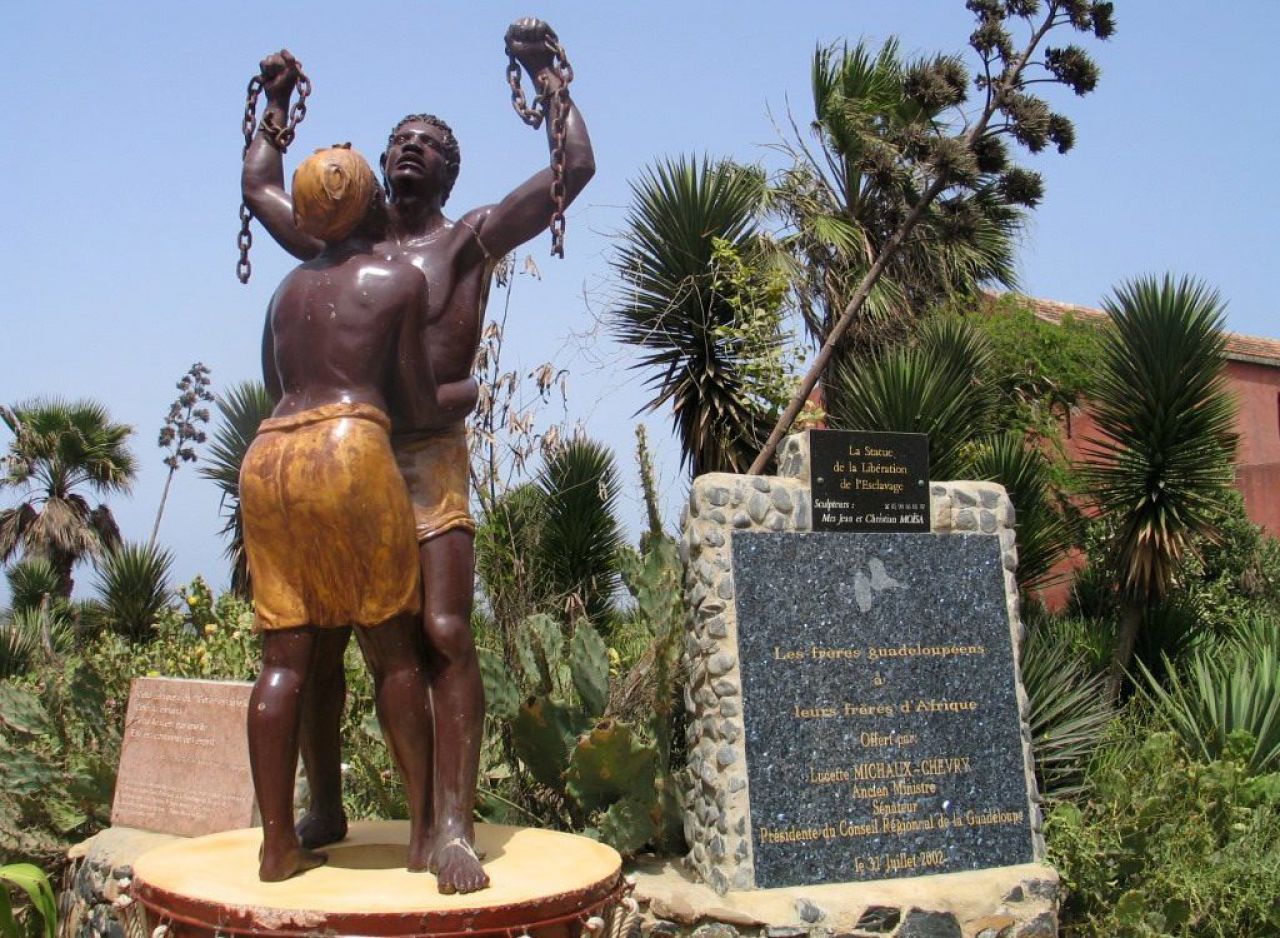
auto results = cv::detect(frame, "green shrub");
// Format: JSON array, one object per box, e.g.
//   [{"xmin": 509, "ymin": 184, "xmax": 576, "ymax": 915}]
[{"xmin": 1048, "ymin": 729, "xmax": 1280, "ymax": 937}]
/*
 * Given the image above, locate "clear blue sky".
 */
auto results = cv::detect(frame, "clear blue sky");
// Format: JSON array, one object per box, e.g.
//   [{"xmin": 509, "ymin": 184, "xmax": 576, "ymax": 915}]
[{"xmin": 2, "ymin": 1, "xmax": 1278, "ymax": 600}]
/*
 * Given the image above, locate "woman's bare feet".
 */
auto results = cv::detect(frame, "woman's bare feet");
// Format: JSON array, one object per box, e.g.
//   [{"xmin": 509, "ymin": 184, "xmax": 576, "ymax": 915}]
[
  {"xmin": 431, "ymin": 836, "xmax": 489, "ymax": 894},
  {"xmin": 296, "ymin": 810, "xmax": 348, "ymax": 849},
  {"xmin": 258, "ymin": 842, "xmax": 327, "ymax": 882}
]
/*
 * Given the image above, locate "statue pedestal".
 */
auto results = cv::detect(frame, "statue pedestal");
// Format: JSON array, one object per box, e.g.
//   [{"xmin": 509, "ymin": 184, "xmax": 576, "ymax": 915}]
[{"xmin": 130, "ymin": 821, "xmax": 631, "ymax": 938}]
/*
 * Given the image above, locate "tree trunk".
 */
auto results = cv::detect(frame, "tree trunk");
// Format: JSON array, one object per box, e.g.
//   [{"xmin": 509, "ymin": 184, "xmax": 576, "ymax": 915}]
[{"xmin": 1108, "ymin": 601, "xmax": 1144, "ymax": 700}]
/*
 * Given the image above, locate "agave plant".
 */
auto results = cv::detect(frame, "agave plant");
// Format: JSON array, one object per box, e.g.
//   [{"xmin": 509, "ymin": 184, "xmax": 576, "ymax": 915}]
[
  {"xmin": 93, "ymin": 541, "xmax": 174, "ymax": 641},
  {"xmin": 776, "ymin": 38, "xmax": 1025, "ymax": 376},
  {"xmin": 827, "ymin": 316, "xmax": 995, "ymax": 480},
  {"xmin": 197, "ymin": 381, "xmax": 275, "ymax": 597},
  {"xmin": 1138, "ymin": 638, "xmax": 1280, "ymax": 775}
]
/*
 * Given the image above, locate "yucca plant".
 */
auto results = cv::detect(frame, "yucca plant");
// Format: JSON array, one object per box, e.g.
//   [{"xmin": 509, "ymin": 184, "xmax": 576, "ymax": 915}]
[
  {"xmin": 827, "ymin": 316, "xmax": 995, "ymax": 480},
  {"xmin": 197, "ymin": 381, "xmax": 275, "ymax": 597},
  {"xmin": 1084, "ymin": 275, "xmax": 1238, "ymax": 697},
  {"xmin": 608, "ymin": 156, "xmax": 777, "ymax": 475},
  {"xmin": 93, "ymin": 541, "xmax": 174, "ymax": 641},
  {"xmin": 0, "ymin": 612, "xmax": 41, "ymax": 680},
  {"xmin": 1021, "ymin": 622, "xmax": 1114, "ymax": 800}
]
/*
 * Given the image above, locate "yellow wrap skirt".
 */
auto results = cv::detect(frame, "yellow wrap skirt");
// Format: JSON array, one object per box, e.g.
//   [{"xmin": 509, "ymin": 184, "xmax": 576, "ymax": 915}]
[
  {"xmin": 240, "ymin": 402, "xmax": 422, "ymax": 631},
  {"xmin": 392, "ymin": 423, "xmax": 476, "ymax": 543}
]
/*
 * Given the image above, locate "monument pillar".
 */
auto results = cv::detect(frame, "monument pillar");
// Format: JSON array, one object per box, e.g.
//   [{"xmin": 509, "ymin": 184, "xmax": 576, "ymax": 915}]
[{"xmin": 678, "ymin": 431, "xmax": 1042, "ymax": 895}]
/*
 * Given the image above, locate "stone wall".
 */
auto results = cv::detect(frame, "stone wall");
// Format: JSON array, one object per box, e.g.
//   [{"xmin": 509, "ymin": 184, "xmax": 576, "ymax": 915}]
[
  {"xmin": 678, "ymin": 433, "xmax": 1043, "ymax": 895},
  {"xmin": 60, "ymin": 828, "xmax": 176, "ymax": 938}
]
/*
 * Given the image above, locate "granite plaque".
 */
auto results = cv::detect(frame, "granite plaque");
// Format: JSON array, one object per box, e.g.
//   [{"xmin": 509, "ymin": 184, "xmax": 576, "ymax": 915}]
[
  {"xmin": 111, "ymin": 677, "xmax": 256, "ymax": 837},
  {"xmin": 731, "ymin": 532, "xmax": 1033, "ymax": 887},
  {"xmin": 809, "ymin": 430, "xmax": 929, "ymax": 533}
]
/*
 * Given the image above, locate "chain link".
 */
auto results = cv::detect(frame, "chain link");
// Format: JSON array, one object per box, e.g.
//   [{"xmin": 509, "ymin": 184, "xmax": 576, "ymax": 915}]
[
  {"xmin": 237, "ymin": 61, "xmax": 312, "ymax": 284},
  {"xmin": 506, "ymin": 33, "xmax": 574, "ymax": 257}
]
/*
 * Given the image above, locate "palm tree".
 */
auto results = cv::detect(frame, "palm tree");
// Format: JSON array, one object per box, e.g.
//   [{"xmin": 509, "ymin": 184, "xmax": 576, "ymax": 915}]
[
  {"xmin": 1084, "ymin": 276, "xmax": 1237, "ymax": 697},
  {"xmin": 0, "ymin": 399, "xmax": 136, "ymax": 597},
  {"xmin": 773, "ymin": 39, "xmax": 1024, "ymax": 409},
  {"xmin": 197, "ymin": 381, "xmax": 274, "ymax": 597},
  {"xmin": 608, "ymin": 156, "xmax": 783, "ymax": 475}
]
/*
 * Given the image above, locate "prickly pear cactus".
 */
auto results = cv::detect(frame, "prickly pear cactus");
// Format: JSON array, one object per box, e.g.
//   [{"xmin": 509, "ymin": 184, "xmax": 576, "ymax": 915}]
[
  {"xmin": 569, "ymin": 620, "xmax": 610, "ymax": 718},
  {"xmin": 494, "ymin": 589, "xmax": 684, "ymax": 856},
  {"xmin": 565, "ymin": 719, "xmax": 657, "ymax": 811},
  {"xmin": 511, "ymin": 695, "xmax": 587, "ymax": 792},
  {"xmin": 478, "ymin": 646, "xmax": 521, "ymax": 719}
]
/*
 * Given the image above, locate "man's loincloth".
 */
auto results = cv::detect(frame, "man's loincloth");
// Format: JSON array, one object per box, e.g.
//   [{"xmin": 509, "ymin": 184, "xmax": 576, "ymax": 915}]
[
  {"xmin": 392, "ymin": 423, "xmax": 475, "ymax": 544},
  {"xmin": 240, "ymin": 402, "xmax": 421, "ymax": 631}
]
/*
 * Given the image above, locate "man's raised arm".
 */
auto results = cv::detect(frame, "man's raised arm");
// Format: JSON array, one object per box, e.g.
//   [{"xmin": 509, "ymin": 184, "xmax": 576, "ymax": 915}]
[
  {"xmin": 465, "ymin": 20, "xmax": 595, "ymax": 260},
  {"xmin": 242, "ymin": 51, "xmax": 323, "ymax": 262}
]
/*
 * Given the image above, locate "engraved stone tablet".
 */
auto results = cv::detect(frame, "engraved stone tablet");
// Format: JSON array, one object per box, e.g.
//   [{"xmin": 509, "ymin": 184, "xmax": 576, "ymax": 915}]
[
  {"xmin": 111, "ymin": 677, "xmax": 256, "ymax": 837},
  {"xmin": 809, "ymin": 430, "xmax": 929, "ymax": 533},
  {"xmin": 731, "ymin": 532, "xmax": 1033, "ymax": 887}
]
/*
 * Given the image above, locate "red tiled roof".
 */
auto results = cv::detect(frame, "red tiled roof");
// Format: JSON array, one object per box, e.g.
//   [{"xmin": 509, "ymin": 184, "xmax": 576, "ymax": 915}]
[{"xmin": 1013, "ymin": 295, "xmax": 1280, "ymax": 368}]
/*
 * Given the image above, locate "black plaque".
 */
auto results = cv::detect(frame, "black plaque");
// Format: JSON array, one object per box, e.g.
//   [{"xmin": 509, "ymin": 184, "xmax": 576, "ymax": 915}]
[
  {"xmin": 731, "ymin": 532, "xmax": 1033, "ymax": 887},
  {"xmin": 809, "ymin": 430, "xmax": 929, "ymax": 532}
]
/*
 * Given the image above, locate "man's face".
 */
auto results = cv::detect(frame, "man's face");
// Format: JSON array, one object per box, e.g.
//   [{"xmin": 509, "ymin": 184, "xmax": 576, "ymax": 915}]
[{"xmin": 383, "ymin": 121, "xmax": 450, "ymax": 198}]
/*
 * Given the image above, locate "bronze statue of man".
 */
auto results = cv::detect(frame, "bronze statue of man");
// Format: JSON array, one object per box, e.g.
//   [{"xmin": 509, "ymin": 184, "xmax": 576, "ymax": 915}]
[
  {"xmin": 241, "ymin": 18, "xmax": 595, "ymax": 895},
  {"xmin": 243, "ymin": 146, "xmax": 474, "ymax": 882}
]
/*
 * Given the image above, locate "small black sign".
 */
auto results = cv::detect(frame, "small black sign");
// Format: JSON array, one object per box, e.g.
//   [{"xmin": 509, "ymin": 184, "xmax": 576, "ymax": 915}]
[{"xmin": 809, "ymin": 430, "xmax": 930, "ymax": 532}]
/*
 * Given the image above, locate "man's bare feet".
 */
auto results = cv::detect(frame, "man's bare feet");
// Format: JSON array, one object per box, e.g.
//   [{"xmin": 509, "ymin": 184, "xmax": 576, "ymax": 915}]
[
  {"xmin": 258, "ymin": 842, "xmax": 327, "ymax": 882},
  {"xmin": 406, "ymin": 832, "xmax": 433, "ymax": 873},
  {"xmin": 430, "ymin": 837, "xmax": 489, "ymax": 894},
  {"xmin": 296, "ymin": 810, "xmax": 349, "ymax": 849}
]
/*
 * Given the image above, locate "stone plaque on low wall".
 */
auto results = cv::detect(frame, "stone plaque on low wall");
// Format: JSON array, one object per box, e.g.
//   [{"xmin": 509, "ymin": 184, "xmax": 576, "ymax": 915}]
[
  {"xmin": 809, "ymin": 430, "xmax": 929, "ymax": 533},
  {"xmin": 111, "ymin": 677, "xmax": 255, "ymax": 837},
  {"xmin": 733, "ymin": 532, "xmax": 1033, "ymax": 887}
]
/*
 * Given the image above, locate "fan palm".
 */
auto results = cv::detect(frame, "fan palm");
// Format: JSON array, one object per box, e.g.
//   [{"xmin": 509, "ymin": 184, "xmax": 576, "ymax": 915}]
[
  {"xmin": 775, "ymin": 40, "xmax": 1023, "ymax": 407},
  {"xmin": 0, "ymin": 399, "xmax": 135, "ymax": 597},
  {"xmin": 197, "ymin": 381, "xmax": 275, "ymax": 598},
  {"xmin": 609, "ymin": 156, "xmax": 779, "ymax": 475},
  {"xmin": 1084, "ymin": 275, "xmax": 1237, "ymax": 697}
]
